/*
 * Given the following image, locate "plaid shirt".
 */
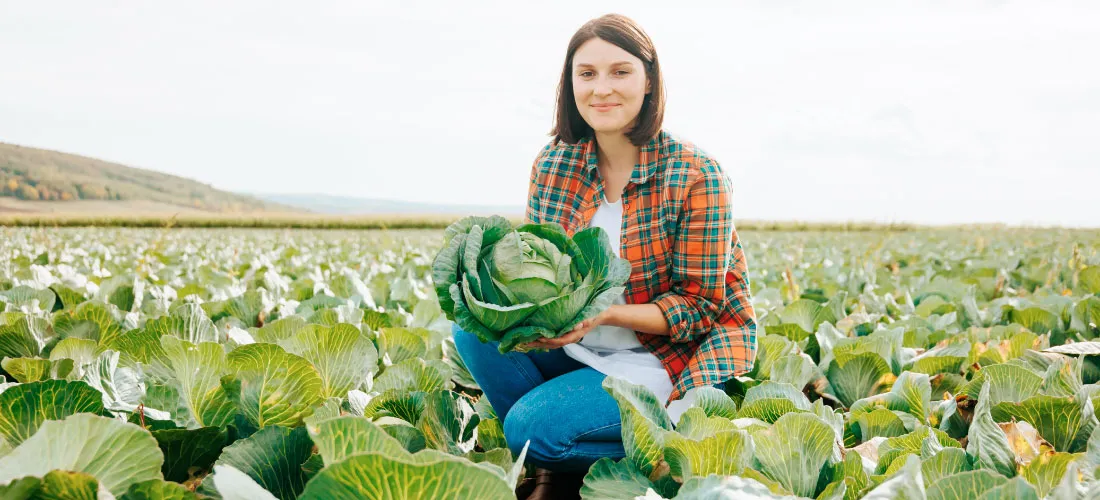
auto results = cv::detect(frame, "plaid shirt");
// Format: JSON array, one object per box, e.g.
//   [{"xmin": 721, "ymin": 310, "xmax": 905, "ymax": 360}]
[{"xmin": 524, "ymin": 129, "xmax": 757, "ymax": 403}]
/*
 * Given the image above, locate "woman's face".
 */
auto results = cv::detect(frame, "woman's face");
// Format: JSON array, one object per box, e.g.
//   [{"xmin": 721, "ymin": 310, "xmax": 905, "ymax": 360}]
[{"xmin": 571, "ymin": 37, "xmax": 650, "ymax": 137}]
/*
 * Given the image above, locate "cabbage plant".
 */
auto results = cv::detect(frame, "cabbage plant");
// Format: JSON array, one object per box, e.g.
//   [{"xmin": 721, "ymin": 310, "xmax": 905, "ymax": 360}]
[{"xmin": 432, "ymin": 215, "xmax": 631, "ymax": 352}]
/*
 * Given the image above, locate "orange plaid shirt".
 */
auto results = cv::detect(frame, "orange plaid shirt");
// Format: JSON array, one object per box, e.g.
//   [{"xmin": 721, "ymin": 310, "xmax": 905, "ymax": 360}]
[{"xmin": 524, "ymin": 129, "xmax": 758, "ymax": 402}]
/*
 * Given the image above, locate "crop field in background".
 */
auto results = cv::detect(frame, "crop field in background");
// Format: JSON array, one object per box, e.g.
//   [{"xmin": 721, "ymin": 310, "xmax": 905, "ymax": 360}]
[
  {"xmin": 0, "ymin": 210, "xmax": 1018, "ymax": 231},
  {"xmin": 1, "ymin": 226, "xmax": 1099, "ymax": 498}
]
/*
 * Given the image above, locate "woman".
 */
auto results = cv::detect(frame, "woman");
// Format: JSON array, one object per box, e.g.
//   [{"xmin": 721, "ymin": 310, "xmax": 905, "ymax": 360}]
[{"xmin": 452, "ymin": 13, "xmax": 757, "ymax": 497}]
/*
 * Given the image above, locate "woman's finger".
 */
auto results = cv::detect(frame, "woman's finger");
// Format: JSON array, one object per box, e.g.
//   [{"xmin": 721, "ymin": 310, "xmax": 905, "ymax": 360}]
[
  {"xmin": 531, "ymin": 338, "xmax": 558, "ymax": 349},
  {"xmin": 546, "ymin": 337, "xmax": 566, "ymax": 347},
  {"xmin": 519, "ymin": 322, "xmax": 593, "ymax": 350},
  {"xmin": 560, "ymin": 329, "xmax": 585, "ymax": 344},
  {"xmin": 521, "ymin": 339, "xmax": 548, "ymax": 350}
]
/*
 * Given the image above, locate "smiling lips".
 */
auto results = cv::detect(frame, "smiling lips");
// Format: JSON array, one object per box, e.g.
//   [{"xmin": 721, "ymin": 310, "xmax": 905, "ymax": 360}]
[{"xmin": 591, "ymin": 103, "xmax": 620, "ymax": 112}]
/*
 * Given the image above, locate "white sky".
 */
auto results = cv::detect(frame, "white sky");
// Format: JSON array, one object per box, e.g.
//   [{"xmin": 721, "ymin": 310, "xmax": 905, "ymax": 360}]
[{"xmin": 1, "ymin": 1, "xmax": 1098, "ymax": 226}]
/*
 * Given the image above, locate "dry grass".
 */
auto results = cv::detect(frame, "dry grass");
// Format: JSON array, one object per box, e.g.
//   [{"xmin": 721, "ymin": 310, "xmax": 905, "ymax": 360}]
[
  {"xmin": 0, "ymin": 211, "xmax": 471, "ymax": 230},
  {"xmin": 0, "ymin": 198, "xmax": 218, "ymax": 214},
  {"xmin": 3, "ymin": 210, "xmax": 1064, "ymax": 232},
  {"xmin": 7, "ymin": 196, "xmax": 1094, "ymax": 231}
]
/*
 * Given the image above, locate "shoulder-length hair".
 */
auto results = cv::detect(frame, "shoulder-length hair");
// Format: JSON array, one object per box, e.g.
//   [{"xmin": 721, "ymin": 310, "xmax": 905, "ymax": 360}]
[{"xmin": 550, "ymin": 14, "xmax": 666, "ymax": 146}]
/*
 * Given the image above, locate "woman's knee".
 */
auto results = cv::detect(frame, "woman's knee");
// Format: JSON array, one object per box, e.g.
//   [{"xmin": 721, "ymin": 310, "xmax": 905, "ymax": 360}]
[
  {"xmin": 503, "ymin": 399, "xmax": 623, "ymax": 472},
  {"xmin": 451, "ymin": 323, "xmax": 488, "ymax": 363},
  {"xmin": 502, "ymin": 390, "xmax": 617, "ymax": 471},
  {"xmin": 451, "ymin": 322, "xmax": 474, "ymax": 349},
  {"xmin": 503, "ymin": 396, "xmax": 561, "ymax": 464}
]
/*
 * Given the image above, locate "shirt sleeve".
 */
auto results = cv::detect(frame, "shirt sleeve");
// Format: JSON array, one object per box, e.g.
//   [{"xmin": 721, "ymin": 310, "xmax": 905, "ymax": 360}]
[
  {"xmin": 653, "ymin": 164, "xmax": 737, "ymax": 343},
  {"xmin": 721, "ymin": 238, "xmax": 758, "ymax": 371},
  {"xmin": 524, "ymin": 142, "xmax": 555, "ymax": 225}
]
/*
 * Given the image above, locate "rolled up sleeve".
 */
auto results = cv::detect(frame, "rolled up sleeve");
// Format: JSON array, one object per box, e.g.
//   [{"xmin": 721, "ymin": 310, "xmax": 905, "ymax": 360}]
[
  {"xmin": 654, "ymin": 165, "xmax": 736, "ymax": 343},
  {"xmin": 524, "ymin": 144, "xmax": 555, "ymax": 225},
  {"xmin": 723, "ymin": 238, "xmax": 758, "ymax": 371},
  {"xmin": 524, "ymin": 164, "xmax": 541, "ymax": 225}
]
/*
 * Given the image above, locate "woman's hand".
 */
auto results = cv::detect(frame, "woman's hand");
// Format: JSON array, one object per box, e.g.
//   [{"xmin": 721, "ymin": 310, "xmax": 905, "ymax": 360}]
[{"xmin": 521, "ymin": 306, "xmax": 618, "ymax": 350}]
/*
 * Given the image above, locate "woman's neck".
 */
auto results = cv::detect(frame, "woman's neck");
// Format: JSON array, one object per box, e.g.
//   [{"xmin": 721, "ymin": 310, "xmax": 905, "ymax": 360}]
[
  {"xmin": 594, "ymin": 131, "xmax": 638, "ymax": 173},
  {"xmin": 594, "ymin": 131, "xmax": 638, "ymax": 203}
]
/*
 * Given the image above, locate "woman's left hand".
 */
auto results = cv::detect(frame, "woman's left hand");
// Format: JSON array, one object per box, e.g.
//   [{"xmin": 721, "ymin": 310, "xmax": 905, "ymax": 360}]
[{"xmin": 521, "ymin": 307, "xmax": 616, "ymax": 350}]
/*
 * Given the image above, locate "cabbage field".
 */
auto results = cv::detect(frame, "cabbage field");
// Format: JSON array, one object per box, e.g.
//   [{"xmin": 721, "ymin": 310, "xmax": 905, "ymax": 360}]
[{"xmin": 1, "ymin": 226, "xmax": 1100, "ymax": 499}]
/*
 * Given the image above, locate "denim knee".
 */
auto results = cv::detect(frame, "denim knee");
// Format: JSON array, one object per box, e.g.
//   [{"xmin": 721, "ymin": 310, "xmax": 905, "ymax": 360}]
[
  {"xmin": 451, "ymin": 323, "xmax": 488, "ymax": 362},
  {"xmin": 502, "ymin": 386, "xmax": 624, "ymax": 473},
  {"xmin": 451, "ymin": 322, "xmax": 471, "ymax": 345},
  {"xmin": 451, "ymin": 322, "xmax": 472, "ymax": 343},
  {"xmin": 503, "ymin": 396, "xmax": 562, "ymax": 466}
]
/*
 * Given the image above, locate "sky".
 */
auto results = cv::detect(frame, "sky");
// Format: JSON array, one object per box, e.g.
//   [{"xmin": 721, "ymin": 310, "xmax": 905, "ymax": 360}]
[{"xmin": 1, "ymin": 1, "xmax": 1098, "ymax": 226}]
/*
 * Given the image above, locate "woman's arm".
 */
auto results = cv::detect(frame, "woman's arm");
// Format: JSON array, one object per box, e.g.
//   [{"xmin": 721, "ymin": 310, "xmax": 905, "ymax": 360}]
[
  {"xmin": 524, "ymin": 160, "xmax": 541, "ymax": 225},
  {"xmin": 604, "ymin": 303, "xmax": 671, "ymax": 335},
  {"xmin": 651, "ymin": 165, "xmax": 736, "ymax": 343},
  {"xmin": 524, "ymin": 142, "xmax": 557, "ymax": 225},
  {"xmin": 523, "ymin": 303, "xmax": 669, "ymax": 349}
]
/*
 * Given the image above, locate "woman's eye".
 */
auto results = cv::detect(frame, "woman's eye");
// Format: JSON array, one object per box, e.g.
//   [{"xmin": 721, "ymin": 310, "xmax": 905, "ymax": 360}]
[{"xmin": 576, "ymin": 70, "xmax": 629, "ymax": 77}]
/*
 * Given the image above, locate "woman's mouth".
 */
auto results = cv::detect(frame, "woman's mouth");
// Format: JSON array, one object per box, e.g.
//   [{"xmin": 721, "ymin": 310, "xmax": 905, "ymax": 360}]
[{"xmin": 591, "ymin": 104, "xmax": 620, "ymax": 112}]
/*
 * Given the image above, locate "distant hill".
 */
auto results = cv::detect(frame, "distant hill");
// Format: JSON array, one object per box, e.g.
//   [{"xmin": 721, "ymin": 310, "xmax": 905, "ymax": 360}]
[
  {"xmin": 0, "ymin": 142, "xmax": 293, "ymax": 212},
  {"xmin": 258, "ymin": 193, "xmax": 525, "ymax": 217}
]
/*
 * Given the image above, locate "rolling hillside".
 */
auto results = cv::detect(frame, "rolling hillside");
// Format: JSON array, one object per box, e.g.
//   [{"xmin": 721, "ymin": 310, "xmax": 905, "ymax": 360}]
[{"xmin": 0, "ymin": 141, "xmax": 293, "ymax": 213}]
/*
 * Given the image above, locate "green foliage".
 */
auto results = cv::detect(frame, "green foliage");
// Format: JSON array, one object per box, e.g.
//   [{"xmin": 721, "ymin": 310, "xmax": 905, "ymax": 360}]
[
  {"xmin": 433, "ymin": 216, "xmax": 630, "ymax": 352},
  {"xmin": 0, "ymin": 226, "xmax": 1099, "ymax": 498}
]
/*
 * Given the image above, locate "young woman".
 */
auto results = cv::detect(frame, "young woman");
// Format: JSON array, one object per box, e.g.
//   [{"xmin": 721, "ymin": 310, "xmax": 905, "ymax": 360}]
[{"xmin": 452, "ymin": 13, "xmax": 758, "ymax": 497}]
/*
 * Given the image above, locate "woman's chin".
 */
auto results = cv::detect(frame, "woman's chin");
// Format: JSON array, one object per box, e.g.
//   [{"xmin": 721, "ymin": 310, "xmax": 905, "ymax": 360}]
[{"xmin": 588, "ymin": 123, "xmax": 629, "ymax": 136}]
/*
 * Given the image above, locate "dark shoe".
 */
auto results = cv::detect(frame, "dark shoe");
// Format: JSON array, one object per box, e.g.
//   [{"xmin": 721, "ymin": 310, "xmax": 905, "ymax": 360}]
[{"xmin": 521, "ymin": 468, "xmax": 584, "ymax": 500}]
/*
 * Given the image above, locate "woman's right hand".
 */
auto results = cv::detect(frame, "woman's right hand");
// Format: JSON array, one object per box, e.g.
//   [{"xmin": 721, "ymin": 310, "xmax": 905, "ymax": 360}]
[{"xmin": 520, "ymin": 306, "xmax": 619, "ymax": 350}]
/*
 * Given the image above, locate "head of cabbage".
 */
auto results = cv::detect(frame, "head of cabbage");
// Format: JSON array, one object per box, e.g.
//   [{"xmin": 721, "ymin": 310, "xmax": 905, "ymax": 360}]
[{"xmin": 432, "ymin": 215, "xmax": 631, "ymax": 352}]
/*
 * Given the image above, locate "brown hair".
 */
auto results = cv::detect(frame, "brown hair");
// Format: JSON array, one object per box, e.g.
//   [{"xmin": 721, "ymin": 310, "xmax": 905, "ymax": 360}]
[{"xmin": 549, "ymin": 13, "xmax": 666, "ymax": 146}]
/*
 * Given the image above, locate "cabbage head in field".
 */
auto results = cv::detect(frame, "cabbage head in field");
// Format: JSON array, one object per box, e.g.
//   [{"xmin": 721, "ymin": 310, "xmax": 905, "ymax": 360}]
[{"xmin": 432, "ymin": 215, "xmax": 631, "ymax": 353}]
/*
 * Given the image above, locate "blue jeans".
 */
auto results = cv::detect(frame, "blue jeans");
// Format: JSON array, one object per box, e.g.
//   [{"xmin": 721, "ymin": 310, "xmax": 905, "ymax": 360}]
[{"xmin": 451, "ymin": 324, "xmax": 625, "ymax": 472}]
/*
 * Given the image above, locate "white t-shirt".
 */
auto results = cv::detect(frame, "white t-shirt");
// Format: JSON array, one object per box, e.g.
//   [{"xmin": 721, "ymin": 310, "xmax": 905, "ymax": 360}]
[{"xmin": 562, "ymin": 194, "xmax": 699, "ymax": 423}]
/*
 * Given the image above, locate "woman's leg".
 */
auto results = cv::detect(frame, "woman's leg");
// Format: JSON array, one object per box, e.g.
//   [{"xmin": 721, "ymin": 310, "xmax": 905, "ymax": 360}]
[
  {"xmin": 451, "ymin": 323, "xmax": 585, "ymax": 421},
  {"xmin": 503, "ymin": 367, "xmax": 624, "ymax": 472}
]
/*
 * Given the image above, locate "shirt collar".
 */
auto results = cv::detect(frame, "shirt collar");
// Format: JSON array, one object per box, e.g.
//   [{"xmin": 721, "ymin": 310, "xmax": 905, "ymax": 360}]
[{"xmin": 582, "ymin": 130, "xmax": 665, "ymax": 185}]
